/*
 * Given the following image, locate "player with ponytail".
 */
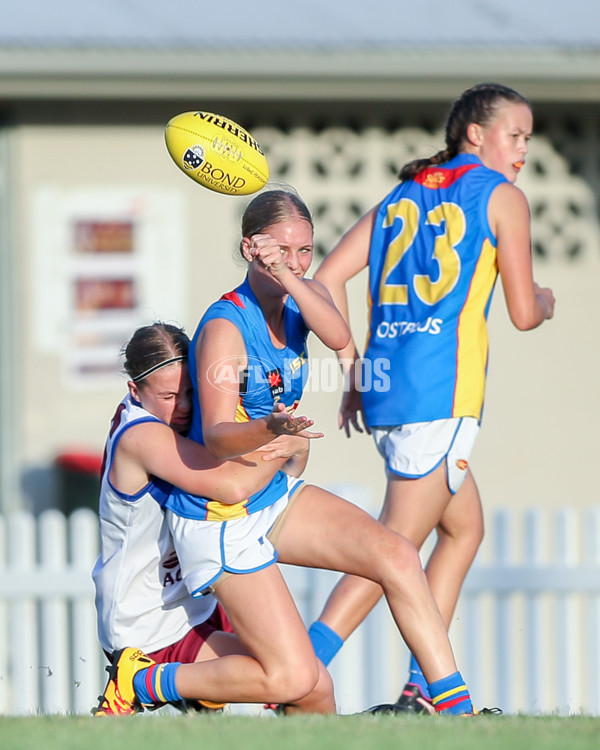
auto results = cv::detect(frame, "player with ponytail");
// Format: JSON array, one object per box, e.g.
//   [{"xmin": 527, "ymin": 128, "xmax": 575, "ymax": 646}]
[{"xmin": 312, "ymin": 82, "xmax": 555, "ymax": 713}]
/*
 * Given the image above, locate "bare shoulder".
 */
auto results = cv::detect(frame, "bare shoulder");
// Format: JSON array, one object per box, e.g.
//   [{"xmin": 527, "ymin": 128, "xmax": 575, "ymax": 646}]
[
  {"xmin": 196, "ymin": 316, "xmax": 246, "ymax": 356},
  {"xmin": 111, "ymin": 419, "xmax": 176, "ymax": 491},
  {"xmin": 200, "ymin": 316, "xmax": 244, "ymax": 337},
  {"xmin": 488, "ymin": 182, "xmax": 530, "ymax": 235},
  {"xmin": 490, "ymin": 181, "xmax": 529, "ymax": 211},
  {"xmin": 118, "ymin": 419, "xmax": 173, "ymax": 455}
]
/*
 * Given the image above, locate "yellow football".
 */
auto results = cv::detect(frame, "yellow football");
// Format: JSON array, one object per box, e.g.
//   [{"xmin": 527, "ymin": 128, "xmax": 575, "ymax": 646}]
[{"xmin": 164, "ymin": 111, "xmax": 269, "ymax": 196}]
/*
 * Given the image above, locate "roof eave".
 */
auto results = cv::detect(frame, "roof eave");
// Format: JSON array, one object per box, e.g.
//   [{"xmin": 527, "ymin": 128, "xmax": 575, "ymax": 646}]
[{"xmin": 1, "ymin": 47, "xmax": 600, "ymax": 101}]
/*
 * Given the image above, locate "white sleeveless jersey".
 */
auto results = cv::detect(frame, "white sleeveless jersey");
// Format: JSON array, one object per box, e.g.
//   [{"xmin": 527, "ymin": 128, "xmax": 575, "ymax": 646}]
[{"xmin": 92, "ymin": 394, "xmax": 217, "ymax": 653}]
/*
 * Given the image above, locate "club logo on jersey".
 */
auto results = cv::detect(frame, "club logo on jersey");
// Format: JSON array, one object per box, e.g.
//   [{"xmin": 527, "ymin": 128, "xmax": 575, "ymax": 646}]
[
  {"xmin": 182, "ymin": 145, "xmax": 205, "ymax": 171},
  {"xmin": 415, "ymin": 163, "xmax": 480, "ymax": 189},
  {"xmin": 161, "ymin": 550, "xmax": 182, "ymax": 586},
  {"xmin": 162, "ymin": 551, "xmax": 180, "ymax": 569},
  {"xmin": 266, "ymin": 368, "xmax": 284, "ymax": 398},
  {"xmin": 207, "ymin": 354, "xmax": 305, "ymax": 397}
]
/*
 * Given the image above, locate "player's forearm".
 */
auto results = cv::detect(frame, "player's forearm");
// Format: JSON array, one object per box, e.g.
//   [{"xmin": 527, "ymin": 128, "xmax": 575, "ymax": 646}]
[
  {"xmin": 282, "ymin": 447, "xmax": 309, "ymax": 478},
  {"xmin": 203, "ymin": 418, "xmax": 277, "ymax": 461},
  {"xmin": 284, "ymin": 275, "xmax": 350, "ymax": 351}
]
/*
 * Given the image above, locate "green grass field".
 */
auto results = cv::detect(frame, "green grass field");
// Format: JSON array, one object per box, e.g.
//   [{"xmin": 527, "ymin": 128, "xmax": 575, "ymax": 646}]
[{"xmin": 1, "ymin": 713, "xmax": 599, "ymax": 750}]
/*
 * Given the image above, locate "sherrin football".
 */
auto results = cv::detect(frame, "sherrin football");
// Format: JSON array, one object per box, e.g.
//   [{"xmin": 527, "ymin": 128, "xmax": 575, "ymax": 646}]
[{"xmin": 165, "ymin": 111, "xmax": 269, "ymax": 196}]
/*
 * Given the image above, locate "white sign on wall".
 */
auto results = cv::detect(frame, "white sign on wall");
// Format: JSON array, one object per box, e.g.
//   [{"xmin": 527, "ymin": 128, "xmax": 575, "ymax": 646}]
[{"xmin": 32, "ymin": 187, "xmax": 187, "ymax": 387}]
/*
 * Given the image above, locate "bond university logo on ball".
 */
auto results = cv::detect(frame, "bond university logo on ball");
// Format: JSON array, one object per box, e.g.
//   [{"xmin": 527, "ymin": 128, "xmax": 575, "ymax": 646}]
[{"xmin": 182, "ymin": 145, "xmax": 205, "ymax": 171}]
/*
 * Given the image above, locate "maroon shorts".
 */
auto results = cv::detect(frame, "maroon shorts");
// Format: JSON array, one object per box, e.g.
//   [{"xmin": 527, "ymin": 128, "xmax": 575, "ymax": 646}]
[{"xmin": 147, "ymin": 604, "xmax": 234, "ymax": 664}]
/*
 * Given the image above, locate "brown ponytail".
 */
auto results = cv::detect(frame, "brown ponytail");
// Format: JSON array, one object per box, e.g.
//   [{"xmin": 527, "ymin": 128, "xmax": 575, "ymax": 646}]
[{"xmin": 398, "ymin": 83, "xmax": 531, "ymax": 182}]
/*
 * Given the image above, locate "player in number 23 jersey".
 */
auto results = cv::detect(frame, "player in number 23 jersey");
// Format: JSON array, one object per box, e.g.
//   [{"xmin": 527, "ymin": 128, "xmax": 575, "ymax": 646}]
[{"xmin": 363, "ymin": 153, "xmax": 506, "ymax": 427}]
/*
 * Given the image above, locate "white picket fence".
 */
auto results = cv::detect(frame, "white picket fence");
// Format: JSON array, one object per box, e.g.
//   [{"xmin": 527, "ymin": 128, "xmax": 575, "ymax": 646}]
[{"xmin": 1, "ymin": 499, "xmax": 600, "ymax": 716}]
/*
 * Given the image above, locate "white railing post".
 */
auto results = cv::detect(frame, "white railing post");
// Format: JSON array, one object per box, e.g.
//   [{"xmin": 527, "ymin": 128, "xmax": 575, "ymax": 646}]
[
  {"xmin": 0, "ymin": 513, "xmax": 7, "ymax": 713},
  {"xmin": 493, "ymin": 508, "xmax": 513, "ymax": 713},
  {"xmin": 8, "ymin": 512, "xmax": 39, "ymax": 714},
  {"xmin": 584, "ymin": 507, "xmax": 600, "ymax": 715},
  {"xmin": 555, "ymin": 507, "xmax": 580, "ymax": 714},
  {"xmin": 38, "ymin": 510, "xmax": 70, "ymax": 713},
  {"xmin": 463, "ymin": 579, "xmax": 483, "ymax": 705},
  {"xmin": 524, "ymin": 507, "xmax": 545, "ymax": 713},
  {"xmin": 69, "ymin": 509, "xmax": 103, "ymax": 715}
]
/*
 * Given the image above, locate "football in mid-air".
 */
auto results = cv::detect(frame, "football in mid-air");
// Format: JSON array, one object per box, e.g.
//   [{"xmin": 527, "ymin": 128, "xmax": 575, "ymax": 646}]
[{"xmin": 164, "ymin": 111, "xmax": 269, "ymax": 196}]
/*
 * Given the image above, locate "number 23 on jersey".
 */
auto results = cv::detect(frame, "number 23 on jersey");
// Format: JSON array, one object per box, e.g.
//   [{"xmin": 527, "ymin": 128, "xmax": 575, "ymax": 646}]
[{"xmin": 378, "ymin": 198, "xmax": 465, "ymax": 307}]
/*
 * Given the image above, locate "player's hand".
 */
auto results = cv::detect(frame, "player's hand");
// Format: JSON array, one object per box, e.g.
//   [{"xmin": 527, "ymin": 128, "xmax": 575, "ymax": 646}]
[
  {"xmin": 266, "ymin": 402, "xmax": 324, "ymax": 439},
  {"xmin": 259, "ymin": 434, "xmax": 315, "ymax": 462},
  {"xmin": 249, "ymin": 234, "xmax": 295, "ymax": 281},
  {"xmin": 534, "ymin": 283, "xmax": 555, "ymax": 320},
  {"xmin": 339, "ymin": 387, "xmax": 370, "ymax": 438}
]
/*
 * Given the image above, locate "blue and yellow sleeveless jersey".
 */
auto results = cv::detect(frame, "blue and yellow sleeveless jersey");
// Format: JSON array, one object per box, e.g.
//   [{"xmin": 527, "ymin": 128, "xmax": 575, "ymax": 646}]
[
  {"xmin": 362, "ymin": 154, "xmax": 507, "ymax": 427},
  {"xmin": 166, "ymin": 277, "xmax": 309, "ymax": 521}
]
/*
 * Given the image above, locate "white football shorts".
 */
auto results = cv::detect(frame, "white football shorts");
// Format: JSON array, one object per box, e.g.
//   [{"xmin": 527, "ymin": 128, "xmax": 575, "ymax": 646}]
[
  {"xmin": 371, "ymin": 417, "xmax": 479, "ymax": 494},
  {"xmin": 167, "ymin": 476, "xmax": 303, "ymax": 598}
]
